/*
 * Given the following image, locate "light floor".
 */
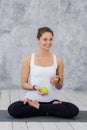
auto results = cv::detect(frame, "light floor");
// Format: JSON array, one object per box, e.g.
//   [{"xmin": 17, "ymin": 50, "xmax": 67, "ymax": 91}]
[{"xmin": 0, "ymin": 89, "xmax": 87, "ymax": 130}]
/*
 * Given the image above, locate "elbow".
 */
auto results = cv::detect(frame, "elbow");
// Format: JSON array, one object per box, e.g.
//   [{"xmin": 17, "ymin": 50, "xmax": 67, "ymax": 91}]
[
  {"xmin": 56, "ymin": 82, "xmax": 63, "ymax": 90},
  {"xmin": 59, "ymin": 80, "xmax": 64, "ymax": 89},
  {"xmin": 21, "ymin": 81, "xmax": 26, "ymax": 90},
  {"xmin": 58, "ymin": 85, "xmax": 63, "ymax": 90},
  {"xmin": 59, "ymin": 82, "xmax": 63, "ymax": 89}
]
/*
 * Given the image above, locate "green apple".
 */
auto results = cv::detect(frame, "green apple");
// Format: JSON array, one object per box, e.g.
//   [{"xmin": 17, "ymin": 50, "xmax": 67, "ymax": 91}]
[{"xmin": 40, "ymin": 87, "xmax": 48, "ymax": 94}]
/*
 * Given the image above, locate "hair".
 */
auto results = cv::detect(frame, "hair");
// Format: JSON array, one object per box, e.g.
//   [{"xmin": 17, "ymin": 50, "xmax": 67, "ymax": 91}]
[{"xmin": 37, "ymin": 27, "xmax": 54, "ymax": 39}]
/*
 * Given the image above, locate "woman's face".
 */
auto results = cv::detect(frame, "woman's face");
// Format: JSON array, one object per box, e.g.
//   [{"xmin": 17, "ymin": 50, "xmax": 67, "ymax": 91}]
[{"xmin": 38, "ymin": 32, "xmax": 53, "ymax": 50}]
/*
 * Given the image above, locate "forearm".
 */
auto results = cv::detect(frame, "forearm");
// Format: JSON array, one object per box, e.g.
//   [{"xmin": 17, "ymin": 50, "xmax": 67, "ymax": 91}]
[{"xmin": 21, "ymin": 82, "xmax": 33, "ymax": 90}]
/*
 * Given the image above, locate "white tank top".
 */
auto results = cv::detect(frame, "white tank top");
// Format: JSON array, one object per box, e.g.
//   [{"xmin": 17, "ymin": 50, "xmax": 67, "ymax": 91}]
[{"xmin": 24, "ymin": 53, "xmax": 58, "ymax": 102}]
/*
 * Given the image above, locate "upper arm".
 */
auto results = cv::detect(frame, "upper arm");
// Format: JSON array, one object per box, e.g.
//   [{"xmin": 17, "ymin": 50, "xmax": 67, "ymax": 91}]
[
  {"xmin": 56, "ymin": 57, "xmax": 64, "ymax": 84},
  {"xmin": 21, "ymin": 55, "xmax": 31, "ymax": 84}
]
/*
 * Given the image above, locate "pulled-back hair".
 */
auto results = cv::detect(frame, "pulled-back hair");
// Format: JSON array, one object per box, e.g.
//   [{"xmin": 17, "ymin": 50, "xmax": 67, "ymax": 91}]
[{"xmin": 37, "ymin": 27, "xmax": 54, "ymax": 39}]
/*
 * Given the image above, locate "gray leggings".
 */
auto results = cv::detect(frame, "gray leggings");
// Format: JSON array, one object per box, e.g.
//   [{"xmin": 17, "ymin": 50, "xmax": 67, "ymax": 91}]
[{"xmin": 8, "ymin": 100, "xmax": 79, "ymax": 118}]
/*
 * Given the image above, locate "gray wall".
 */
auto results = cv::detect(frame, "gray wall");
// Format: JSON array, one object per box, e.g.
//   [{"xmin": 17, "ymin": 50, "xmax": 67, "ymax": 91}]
[{"xmin": 0, "ymin": 0, "xmax": 87, "ymax": 90}]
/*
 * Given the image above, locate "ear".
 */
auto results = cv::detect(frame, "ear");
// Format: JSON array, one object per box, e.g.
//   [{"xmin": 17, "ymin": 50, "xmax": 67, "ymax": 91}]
[{"xmin": 37, "ymin": 38, "xmax": 40, "ymax": 44}]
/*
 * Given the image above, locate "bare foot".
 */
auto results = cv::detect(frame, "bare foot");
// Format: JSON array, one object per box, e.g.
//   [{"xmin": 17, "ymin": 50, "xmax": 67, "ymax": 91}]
[
  {"xmin": 28, "ymin": 100, "xmax": 40, "ymax": 109},
  {"xmin": 52, "ymin": 101, "xmax": 62, "ymax": 104}
]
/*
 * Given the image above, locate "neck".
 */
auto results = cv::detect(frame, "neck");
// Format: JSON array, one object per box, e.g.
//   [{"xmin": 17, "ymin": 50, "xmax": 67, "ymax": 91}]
[{"xmin": 37, "ymin": 49, "xmax": 51, "ymax": 57}]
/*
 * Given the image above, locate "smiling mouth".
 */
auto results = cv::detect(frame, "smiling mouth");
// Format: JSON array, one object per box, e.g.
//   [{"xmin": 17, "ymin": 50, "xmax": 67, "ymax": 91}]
[
  {"xmin": 45, "ymin": 46, "xmax": 50, "ymax": 48},
  {"xmin": 45, "ymin": 44, "xmax": 51, "ymax": 47}
]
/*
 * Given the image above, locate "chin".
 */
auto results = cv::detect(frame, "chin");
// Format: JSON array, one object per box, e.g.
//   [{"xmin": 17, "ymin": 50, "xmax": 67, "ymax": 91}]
[
  {"xmin": 45, "ymin": 46, "xmax": 51, "ymax": 49},
  {"xmin": 45, "ymin": 47, "xmax": 50, "ymax": 50}
]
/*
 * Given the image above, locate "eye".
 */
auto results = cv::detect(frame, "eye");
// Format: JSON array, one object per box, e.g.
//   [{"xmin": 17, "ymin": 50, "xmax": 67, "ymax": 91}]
[
  {"xmin": 50, "ymin": 38, "xmax": 53, "ymax": 41},
  {"xmin": 43, "ymin": 38, "xmax": 53, "ymax": 41},
  {"xmin": 43, "ymin": 38, "xmax": 47, "ymax": 41}
]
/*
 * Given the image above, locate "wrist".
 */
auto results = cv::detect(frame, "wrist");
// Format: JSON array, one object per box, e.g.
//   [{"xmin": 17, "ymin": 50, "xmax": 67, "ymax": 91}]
[{"xmin": 33, "ymin": 85, "xmax": 37, "ymax": 90}]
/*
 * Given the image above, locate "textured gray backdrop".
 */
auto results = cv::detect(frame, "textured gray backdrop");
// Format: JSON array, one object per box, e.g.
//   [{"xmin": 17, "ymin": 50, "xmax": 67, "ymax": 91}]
[{"xmin": 0, "ymin": 0, "xmax": 87, "ymax": 90}]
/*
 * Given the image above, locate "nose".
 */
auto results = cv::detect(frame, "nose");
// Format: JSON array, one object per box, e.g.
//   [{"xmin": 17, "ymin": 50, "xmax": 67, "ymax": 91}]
[{"xmin": 47, "ymin": 40, "xmax": 51, "ymax": 44}]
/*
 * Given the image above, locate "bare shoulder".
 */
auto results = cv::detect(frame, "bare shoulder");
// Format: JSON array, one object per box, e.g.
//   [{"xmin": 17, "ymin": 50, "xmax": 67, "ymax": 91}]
[{"xmin": 22, "ymin": 55, "xmax": 31, "ymax": 65}]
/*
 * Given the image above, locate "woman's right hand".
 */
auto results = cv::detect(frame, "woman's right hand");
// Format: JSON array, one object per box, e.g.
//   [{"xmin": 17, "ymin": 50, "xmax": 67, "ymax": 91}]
[
  {"xmin": 35, "ymin": 86, "xmax": 48, "ymax": 96},
  {"xmin": 22, "ymin": 98, "xmax": 29, "ymax": 104},
  {"xmin": 35, "ymin": 86, "xmax": 42, "ymax": 94}
]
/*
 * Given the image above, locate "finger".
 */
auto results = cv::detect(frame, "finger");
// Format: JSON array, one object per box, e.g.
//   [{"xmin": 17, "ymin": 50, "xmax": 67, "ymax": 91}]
[
  {"xmin": 21, "ymin": 99, "xmax": 25, "ymax": 104},
  {"xmin": 56, "ymin": 75, "xmax": 59, "ymax": 78},
  {"xmin": 36, "ymin": 87, "xmax": 41, "ymax": 91},
  {"xmin": 50, "ymin": 77, "xmax": 54, "ymax": 80},
  {"xmin": 23, "ymin": 98, "xmax": 28, "ymax": 104},
  {"xmin": 53, "ymin": 101, "xmax": 62, "ymax": 104},
  {"xmin": 38, "ymin": 87, "xmax": 41, "ymax": 91},
  {"xmin": 55, "ymin": 78, "xmax": 58, "ymax": 81},
  {"xmin": 23, "ymin": 100, "xmax": 27, "ymax": 104},
  {"xmin": 37, "ymin": 91, "xmax": 42, "ymax": 95}
]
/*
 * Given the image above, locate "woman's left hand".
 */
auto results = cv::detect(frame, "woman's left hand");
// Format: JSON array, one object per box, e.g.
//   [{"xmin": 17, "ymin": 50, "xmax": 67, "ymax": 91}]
[{"xmin": 50, "ymin": 75, "xmax": 59, "ymax": 85}]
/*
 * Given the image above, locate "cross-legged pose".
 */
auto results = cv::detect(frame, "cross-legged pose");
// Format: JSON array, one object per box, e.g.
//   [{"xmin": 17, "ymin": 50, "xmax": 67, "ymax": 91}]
[{"xmin": 8, "ymin": 27, "xmax": 79, "ymax": 118}]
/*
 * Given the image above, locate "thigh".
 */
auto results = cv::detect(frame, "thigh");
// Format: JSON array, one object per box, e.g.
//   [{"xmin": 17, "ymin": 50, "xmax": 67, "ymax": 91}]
[
  {"xmin": 50, "ymin": 101, "xmax": 79, "ymax": 118},
  {"xmin": 39, "ymin": 101, "xmax": 79, "ymax": 118},
  {"xmin": 8, "ymin": 101, "xmax": 45, "ymax": 118}
]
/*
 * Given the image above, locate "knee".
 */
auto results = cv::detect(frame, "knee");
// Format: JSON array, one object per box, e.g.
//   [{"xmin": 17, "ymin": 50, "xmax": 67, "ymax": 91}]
[
  {"xmin": 68, "ymin": 104, "xmax": 79, "ymax": 118},
  {"xmin": 8, "ymin": 101, "xmax": 22, "ymax": 118},
  {"xmin": 8, "ymin": 103, "xmax": 17, "ymax": 118},
  {"xmin": 73, "ymin": 105, "xmax": 79, "ymax": 117},
  {"xmin": 62, "ymin": 102, "xmax": 79, "ymax": 118}
]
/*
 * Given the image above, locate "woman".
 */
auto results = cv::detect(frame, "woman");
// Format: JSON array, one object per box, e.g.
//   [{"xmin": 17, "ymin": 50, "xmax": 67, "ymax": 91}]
[{"xmin": 8, "ymin": 27, "xmax": 79, "ymax": 118}]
